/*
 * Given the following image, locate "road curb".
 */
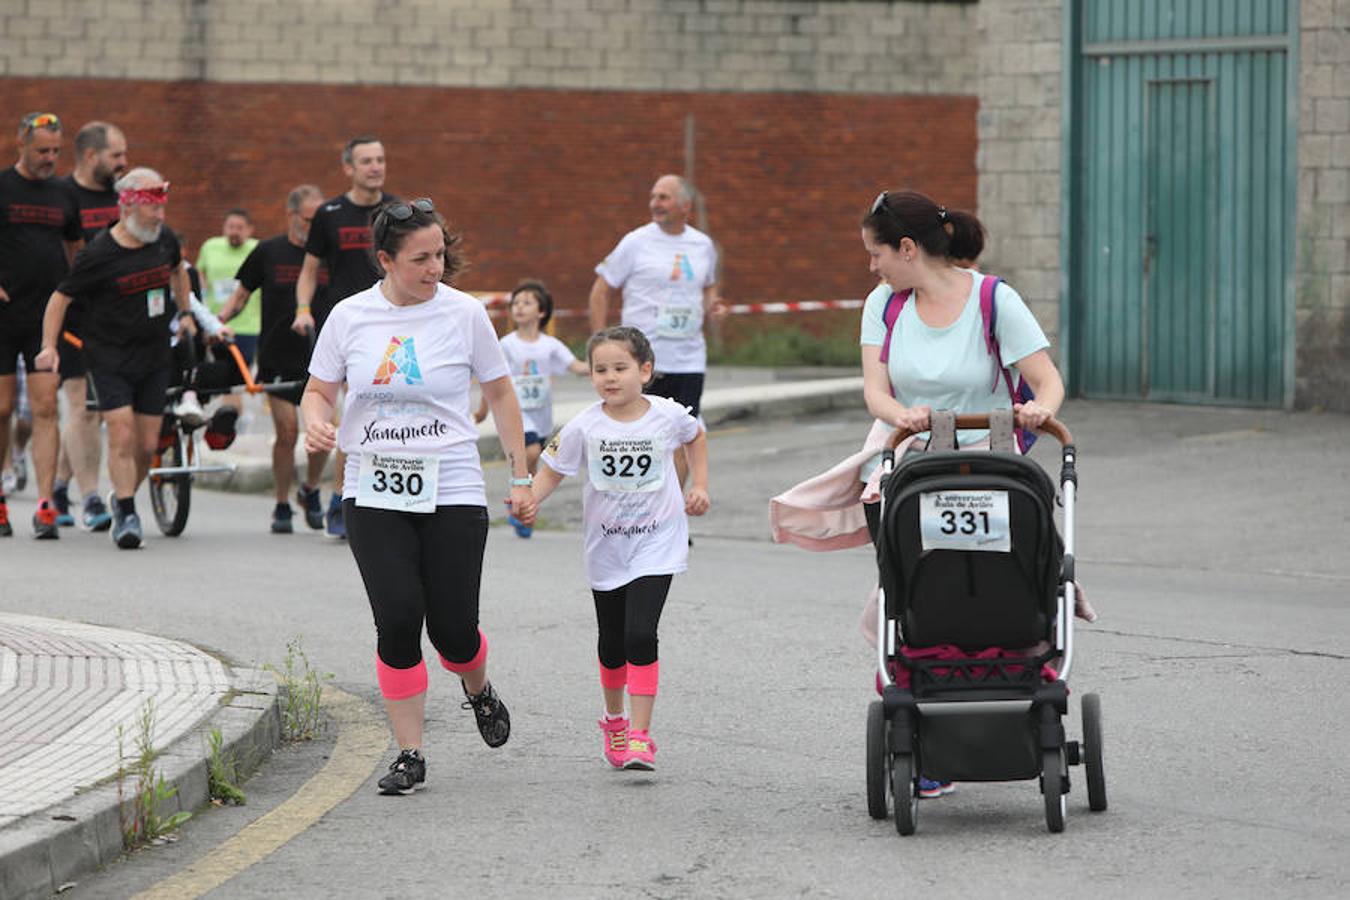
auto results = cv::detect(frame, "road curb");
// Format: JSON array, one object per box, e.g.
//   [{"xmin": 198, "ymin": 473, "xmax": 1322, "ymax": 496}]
[
  {"xmin": 0, "ymin": 666, "xmax": 280, "ymax": 900},
  {"xmin": 199, "ymin": 376, "xmax": 866, "ymax": 492}
]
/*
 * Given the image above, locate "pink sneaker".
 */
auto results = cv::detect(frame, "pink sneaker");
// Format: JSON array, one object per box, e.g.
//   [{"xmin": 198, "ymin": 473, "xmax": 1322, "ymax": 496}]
[
  {"xmin": 599, "ymin": 716, "xmax": 629, "ymax": 768},
  {"xmin": 624, "ymin": 728, "xmax": 657, "ymax": 771}
]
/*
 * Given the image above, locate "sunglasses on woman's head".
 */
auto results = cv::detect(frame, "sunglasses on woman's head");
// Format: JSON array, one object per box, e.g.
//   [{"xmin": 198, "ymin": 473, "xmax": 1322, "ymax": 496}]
[{"xmin": 375, "ymin": 198, "xmax": 436, "ymax": 249}]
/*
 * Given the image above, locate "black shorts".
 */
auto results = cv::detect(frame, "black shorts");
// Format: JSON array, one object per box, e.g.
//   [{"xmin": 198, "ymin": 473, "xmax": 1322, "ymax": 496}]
[
  {"xmin": 523, "ymin": 430, "xmax": 543, "ymax": 447},
  {"xmin": 89, "ymin": 367, "xmax": 170, "ymax": 415},
  {"xmin": 0, "ymin": 319, "xmax": 41, "ymax": 375},
  {"xmin": 257, "ymin": 365, "xmax": 308, "ymax": 406},
  {"xmin": 645, "ymin": 371, "xmax": 705, "ymax": 418},
  {"xmin": 59, "ymin": 339, "xmax": 87, "ymax": 381}
]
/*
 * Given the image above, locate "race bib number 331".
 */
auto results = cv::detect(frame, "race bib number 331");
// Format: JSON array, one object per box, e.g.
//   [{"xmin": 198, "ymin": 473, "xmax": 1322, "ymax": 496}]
[
  {"xmin": 356, "ymin": 452, "xmax": 438, "ymax": 513},
  {"xmin": 919, "ymin": 490, "xmax": 1011, "ymax": 552}
]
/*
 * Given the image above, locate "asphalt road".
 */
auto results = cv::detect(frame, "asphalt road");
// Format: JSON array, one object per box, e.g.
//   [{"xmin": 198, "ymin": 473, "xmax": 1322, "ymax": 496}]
[{"xmin": 2, "ymin": 400, "xmax": 1348, "ymax": 898}]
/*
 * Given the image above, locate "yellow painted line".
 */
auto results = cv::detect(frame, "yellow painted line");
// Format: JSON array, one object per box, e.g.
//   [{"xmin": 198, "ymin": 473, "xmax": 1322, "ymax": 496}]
[{"xmin": 133, "ymin": 686, "xmax": 387, "ymax": 900}]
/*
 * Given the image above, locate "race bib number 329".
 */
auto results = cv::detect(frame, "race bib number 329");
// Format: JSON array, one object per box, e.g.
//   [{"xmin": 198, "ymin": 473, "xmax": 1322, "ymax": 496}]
[
  {"xmin": 356, "ymin": 452, "xmax": 438, "ymax": 513},
  {"xmin": 587, "ymin": 436, "xmax": 665, "ymax": 493},
  {"xmin": 919, "ymin": 490, "xmax": 1011, "ymax": 552}
]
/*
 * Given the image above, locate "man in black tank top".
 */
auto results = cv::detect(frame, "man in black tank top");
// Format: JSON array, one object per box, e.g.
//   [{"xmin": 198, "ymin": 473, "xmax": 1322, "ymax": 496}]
[
  {"xmin": 52, "ymin": 121, "xmax": 127, "ymax": 531},
  {"xmin": 219, "ymin": 183, "xmax": 332, "ymax": 534},
  {"xmin": 291, "ymin": 135, "xmax": 394, "ymax": 539}
]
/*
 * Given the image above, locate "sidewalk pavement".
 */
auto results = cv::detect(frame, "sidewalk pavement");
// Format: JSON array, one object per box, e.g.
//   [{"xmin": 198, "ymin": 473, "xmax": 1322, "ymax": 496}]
[
  {"xmin": 0, "ymin": 614, "xmax": 279, "ymax": 900},
  {"xmin": 195, "ymin": 366, "xmax": 864, "ymax": 492}
]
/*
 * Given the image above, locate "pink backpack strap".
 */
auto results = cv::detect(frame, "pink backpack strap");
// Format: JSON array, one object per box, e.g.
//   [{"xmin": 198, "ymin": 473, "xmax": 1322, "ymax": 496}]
[
  {"xmin": 878, "ymin": 288, "xmax": 911, "ymax": 365},
  {"xmin": 979, "ymin": 275, "xmax": 1006, "ymax": 391}
]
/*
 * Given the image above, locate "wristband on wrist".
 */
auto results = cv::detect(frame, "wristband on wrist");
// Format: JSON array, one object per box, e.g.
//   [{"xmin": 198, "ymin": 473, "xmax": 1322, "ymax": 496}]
[
  {"xmin": 509, "ymin": 476, "xmax": 533, "ymax": 487},
  {"xmin": 297, "ymin": 305, "xmax": 311, "ymax": 315}
]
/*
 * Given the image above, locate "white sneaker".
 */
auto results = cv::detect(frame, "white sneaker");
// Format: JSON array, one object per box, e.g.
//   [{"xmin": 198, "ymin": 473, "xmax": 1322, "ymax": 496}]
[{"xmin": 173, "ymin": 390, "xmax": 206, "ymax": 426}]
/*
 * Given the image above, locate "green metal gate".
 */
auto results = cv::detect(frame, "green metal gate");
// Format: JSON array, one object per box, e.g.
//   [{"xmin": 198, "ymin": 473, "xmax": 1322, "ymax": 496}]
[{"xmin": 1064, "ymin": 0, "xmax": 1298, "ymax": 405}]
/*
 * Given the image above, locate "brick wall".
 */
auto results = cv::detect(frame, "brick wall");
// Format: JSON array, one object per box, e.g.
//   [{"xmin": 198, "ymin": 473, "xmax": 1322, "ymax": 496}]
[
  {"xmin": 1296, "ymin": 0, "xmax": 1350, "ymax": 410},
  {"xmin": 1, "ymin": 77, "xmax": 977, "ymax": 310},
  {"xmin": 1, "ymin": 0, "xmax": 978, "ymax": 94}
]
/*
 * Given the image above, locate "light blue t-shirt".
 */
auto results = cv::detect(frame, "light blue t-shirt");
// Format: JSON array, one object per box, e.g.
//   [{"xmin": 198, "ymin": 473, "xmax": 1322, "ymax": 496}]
[{"xmin": 859, "ymin": 272, "xmax": 1049, "ymax": 448}]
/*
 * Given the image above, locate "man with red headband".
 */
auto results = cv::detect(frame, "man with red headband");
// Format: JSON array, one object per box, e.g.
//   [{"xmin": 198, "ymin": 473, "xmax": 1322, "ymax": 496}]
[
  {"xmin": 36, "ymin": 166, "xmax": 195, "ymax": 549},
  {"xmin": 0, "ymin": 111, "xmax": 82, "ymax": 539}
]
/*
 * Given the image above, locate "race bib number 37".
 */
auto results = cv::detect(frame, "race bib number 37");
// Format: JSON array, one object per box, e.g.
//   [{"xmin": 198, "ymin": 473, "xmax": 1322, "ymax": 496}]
[
  {"xmin": 656, "ymin": 304, "xmax": 700, "ymax": 338},
  {"xmin": 919, "ymin": 490, "xmax": 1011, "ymax": 552},
  {"xmin": 587, "ymin": 436, "xmax": 665, "ymax": 493},
  {"xmin": 356, "ymin": 452, "xmax": 438, "ymax": 513}
]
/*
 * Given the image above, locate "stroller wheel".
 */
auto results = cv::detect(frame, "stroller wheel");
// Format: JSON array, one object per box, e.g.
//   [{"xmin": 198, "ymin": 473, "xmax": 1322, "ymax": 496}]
[
  {"xmin": 1042, "ymin": 748, "xmax": 1066, "ymax": 833},
  {"xmin": 892, "ymin": 753, "xmax": 917, "ymax": 836},
  {"xmin": 866, "ymin": 701, "xmax": 888, "ymax": 820},
  {"xmin": 1082, "ymin": 693, "xmax": 1107, "ymax": 812}
]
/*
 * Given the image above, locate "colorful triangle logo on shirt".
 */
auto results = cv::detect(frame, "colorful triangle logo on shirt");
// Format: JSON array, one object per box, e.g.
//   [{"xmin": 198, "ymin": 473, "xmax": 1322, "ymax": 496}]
[{"xmin": 372, "ymin": 336, "xmax": 423, "ymax": 385}]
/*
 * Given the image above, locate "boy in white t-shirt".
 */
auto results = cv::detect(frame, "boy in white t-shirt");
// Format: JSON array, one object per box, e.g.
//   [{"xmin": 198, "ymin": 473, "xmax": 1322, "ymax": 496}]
[
  {"xmin": 530, "ymin": 326, "xmax": 710, "ymax": 772},
  {"xmin": 474, "ymin": 280, "xmax": 587, "ymax": 537}
]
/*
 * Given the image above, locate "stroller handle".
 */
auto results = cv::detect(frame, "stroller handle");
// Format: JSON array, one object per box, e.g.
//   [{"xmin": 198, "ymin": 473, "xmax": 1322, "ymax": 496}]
[{"xmin": 884, "ymin": 413, "xmax": 1073, "ymax": 449}]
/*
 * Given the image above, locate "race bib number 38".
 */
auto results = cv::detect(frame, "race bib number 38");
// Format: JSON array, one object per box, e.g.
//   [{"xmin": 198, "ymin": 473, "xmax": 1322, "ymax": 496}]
[
  {"xmin": 513, "ymin": 374, "xmax": 548, "ymax": 411},
  {"xmin": 919, "ymin": 490, "xmax": 1011, "ymax": 552},
  {"xmin": 587, "ymin": 436, "xmax": 665, "ymax": 493},
  {"xmin": 356, "ymin": 452, "xmax": 438, "ymax": 513}
]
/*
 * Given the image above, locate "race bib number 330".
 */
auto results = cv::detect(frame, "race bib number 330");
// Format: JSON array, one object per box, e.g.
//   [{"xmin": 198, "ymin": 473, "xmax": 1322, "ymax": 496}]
[
  {"xmin": 356, "ymin": 452, "xmax": 438, "ymax": 513},
  {"xmin": 919, "ymin": 490, "xmax": 1011, "ymax": 552}
]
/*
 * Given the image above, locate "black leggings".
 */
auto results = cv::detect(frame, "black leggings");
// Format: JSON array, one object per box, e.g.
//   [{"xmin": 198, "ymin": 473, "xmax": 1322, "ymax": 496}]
[
  {"xmin": 344, "ymin": 500, "xmax": 488, "ymax": 669},
  {"xmin": 592, "ymin": 574, "xmax": 672, "ymax": 669}
]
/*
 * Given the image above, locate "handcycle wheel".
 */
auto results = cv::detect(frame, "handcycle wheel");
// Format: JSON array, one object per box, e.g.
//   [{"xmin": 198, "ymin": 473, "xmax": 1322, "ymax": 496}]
[
  {"xmin": 1082, "ymin": 693, "xmax": 1107, "ymax": 812},
  {"xmin": 150, "ymin": 427, "xmax": 192, "ymax": 536},
  {"xmin": 866, "ymin": 701, "xmax": 888, "ymax": 819},
  {"xmin": 891, "ymin": 752, "xmax": 917, "ymax": 836},
  {"xmin": 1041, "ymin": 747, "xmax": 1066, "ymax": 833}
]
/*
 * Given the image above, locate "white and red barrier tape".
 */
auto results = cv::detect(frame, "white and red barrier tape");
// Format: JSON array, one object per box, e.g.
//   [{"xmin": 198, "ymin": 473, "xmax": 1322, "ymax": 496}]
[{"xmin": 474, "ymin": 293, "xmax": 863, "ymax": 318}]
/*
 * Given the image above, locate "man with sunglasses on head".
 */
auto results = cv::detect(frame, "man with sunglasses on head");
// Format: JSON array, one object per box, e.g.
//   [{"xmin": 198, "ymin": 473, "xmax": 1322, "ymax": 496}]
[
  {"xmin": 217, "ymin": 184, "xmax": 332, "ymax": 534},
  {"xmin": 50, "ymin": 120, "xmax": 129, "ymax": 533},
  {"xmin": 35, "ymin": 167, "xmax": 196, "ymax": 549},
  {"xmin": 0, "ymin": 112, "xmax": 83, "ymax": 538},
  {"xmin": 290, "ymin": 134, "xmax": 395, "ymax": 539}
]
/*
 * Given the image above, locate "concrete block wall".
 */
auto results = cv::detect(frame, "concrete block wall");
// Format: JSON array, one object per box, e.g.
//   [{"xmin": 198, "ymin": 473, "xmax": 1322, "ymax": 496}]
[
  {"xmin": 973, "ymin": 0, "xmax": 1064, "ymax": 354},
  {"xmin": 1, "ymin": 0, "xmax": 978, "ymax": 95},
  {"xmin": 1295, "ymin": 0, "xmax": 1350, "ymax": 410}
]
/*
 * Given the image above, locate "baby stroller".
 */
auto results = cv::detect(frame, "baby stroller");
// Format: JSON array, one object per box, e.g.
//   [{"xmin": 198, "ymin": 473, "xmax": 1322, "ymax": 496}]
[{"xmin": 865, "ymin": 410, "xmax": 1106, "ymax": 834}]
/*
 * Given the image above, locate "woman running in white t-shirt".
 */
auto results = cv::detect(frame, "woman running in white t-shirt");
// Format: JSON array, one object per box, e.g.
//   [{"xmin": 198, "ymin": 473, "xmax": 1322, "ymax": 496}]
[
  {"xmin": 302, "ymin": 198, "xmax": 537, "ymax": 795},
  {"xmin": 529, "ymin": 326, "xmax": 709, "ymax": 771},
  {"xmin": 473, "ymin": 279, "xmax": 587, "ymax": 538}
]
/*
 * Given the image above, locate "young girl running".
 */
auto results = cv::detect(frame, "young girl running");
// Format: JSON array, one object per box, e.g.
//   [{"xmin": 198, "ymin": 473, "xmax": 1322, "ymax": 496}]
[
  {"xmin": 529, "ymin": 326, "xmax": 709, "ymax": 771},
  {"xmin": 474, "ymin": 280, "xmax": 587, "ymax": 537}
]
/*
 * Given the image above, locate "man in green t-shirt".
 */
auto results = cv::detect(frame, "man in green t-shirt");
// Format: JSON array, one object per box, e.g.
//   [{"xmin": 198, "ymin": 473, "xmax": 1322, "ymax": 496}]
[{"xmin": 196, "ymin": 208, "xmax": 259, "ymax": 414}]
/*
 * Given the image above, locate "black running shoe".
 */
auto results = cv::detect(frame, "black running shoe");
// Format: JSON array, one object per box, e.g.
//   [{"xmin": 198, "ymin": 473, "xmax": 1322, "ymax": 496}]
[
  {"xmin": 461, "ymin": 681, "xmax": 511, "ymax": 748},
  {"xmin": 377, "ymin": 749, "xmax": 426, "ymax": 795},
  {"xmin": 296, "ymin": 485, "xmax": 324, "ymax": 530}
]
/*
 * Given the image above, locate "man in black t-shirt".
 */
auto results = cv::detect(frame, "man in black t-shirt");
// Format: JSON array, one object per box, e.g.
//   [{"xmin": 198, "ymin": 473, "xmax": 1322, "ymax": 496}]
[
  {"xmin": 36, "ymin": 167, "xmax": 195, "ymax": 550},
  {"xmin": 0, "ymin": 112, "xmax": 82, "ymax": 539},
  {"xmin": 53, "ymin": 120, "xmax": 128, "ymax": 532},
  {"xmin": 220, "ymin": 183, "xmax": 332, "ymax": 534},
  {"xmin": 291, "ymin": 134, "xmax": 394, "ymax": 538}
]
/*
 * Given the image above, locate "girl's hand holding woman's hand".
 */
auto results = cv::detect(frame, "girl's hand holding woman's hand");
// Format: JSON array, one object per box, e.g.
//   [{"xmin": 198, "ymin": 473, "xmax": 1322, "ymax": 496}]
[
  {"xmin": 1013, "ymin": 400, "xmax": 1054, "ymax": 431},
  {"xmin": 508, "ymin": 485, "xmax": 536, "ymax": 525},
  {"xmin": 304, "ymin": 421, "xmax": 337, "ymax": 454},
  {"xmin": 684, "ymin": 487, "xmax": 710, "ymax": 516}
]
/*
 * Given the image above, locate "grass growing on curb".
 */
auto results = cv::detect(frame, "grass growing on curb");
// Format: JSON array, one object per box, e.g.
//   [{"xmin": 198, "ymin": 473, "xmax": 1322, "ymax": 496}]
[
  {"xmin": 206, "ymin": 727, "xmax": 246, "ymax": 806},
  {"xmin": 266, "ymin": 636, "xmax": 333, "ymax": 742},
  {"xmin": 116, "ymin": 699, "xmax": 192, "ymax": 849}
]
